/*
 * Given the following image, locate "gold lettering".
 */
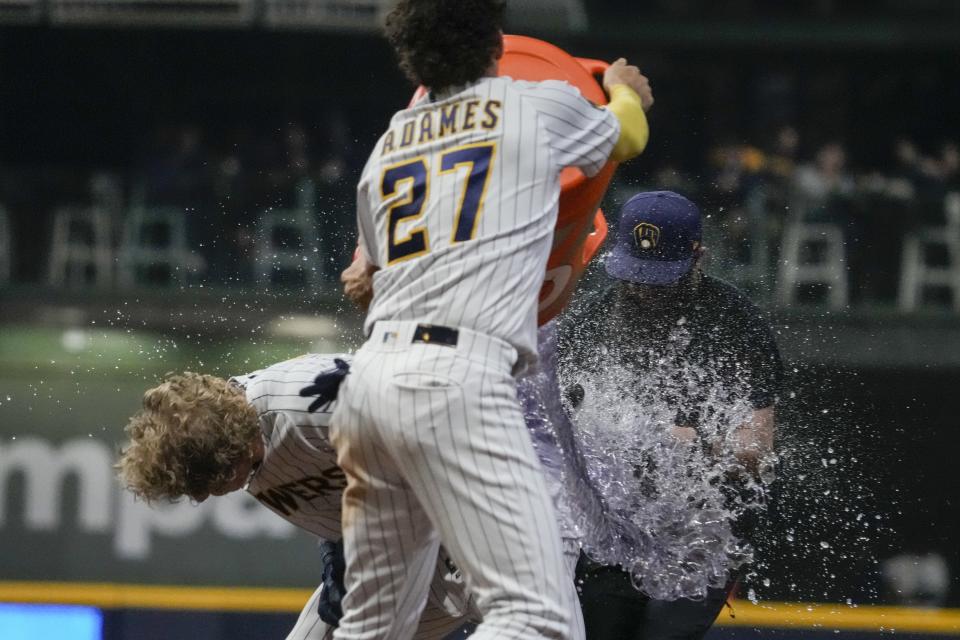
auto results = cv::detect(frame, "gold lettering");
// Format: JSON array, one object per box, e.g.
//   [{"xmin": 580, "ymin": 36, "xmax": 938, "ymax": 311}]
[
  {"xmin": 439, "ymin": 103, "xmax": 460, "ymax": 137},
  {"xmin": 382, "ymin": 130, "xmax": 395, "ymax": 155},
  {"xmin": 400, "ymin": 121, "xmax": 416, "ymax": 148},
  {"xmin": 463, "ymin": 100, "xmax": 480, "ymax": 130},
  {"xmin": 418, "ymin": 112, "xmax": 435, "ymax": 144},
  {"xmin": 481, "ymin": 100, "xmax": 502, "ymax": 130}
]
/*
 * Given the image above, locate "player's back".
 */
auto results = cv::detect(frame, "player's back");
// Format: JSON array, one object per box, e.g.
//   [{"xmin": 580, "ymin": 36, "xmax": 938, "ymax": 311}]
[
  {"xmin": 359, "ymin": 76, "xmax": 618, "ymax": 362},
  {"xmin": 231, "ymin": 354, "xmax": 350, "ymax": 540}
]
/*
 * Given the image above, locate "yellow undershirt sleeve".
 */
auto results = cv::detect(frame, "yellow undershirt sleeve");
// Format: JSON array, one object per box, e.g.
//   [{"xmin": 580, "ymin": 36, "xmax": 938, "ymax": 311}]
[{"xmin": 606, "ymin": 84, "xmax": 650, "ymax": 162}]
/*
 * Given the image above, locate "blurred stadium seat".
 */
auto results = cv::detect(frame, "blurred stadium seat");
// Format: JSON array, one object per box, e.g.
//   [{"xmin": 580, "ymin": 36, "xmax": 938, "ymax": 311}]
[
  {"xmin": 47, "ymin": 206, "xmax": 114, "ymax": 290},
  {"xmin": 899, "ymin": 192, "xmax": 960, "ymax": 313},
  {"xmin": 711, "ymin": 186, "xmax": 772, "ymax": 302},
  {"xmin": 118, "ymin": 205, "xmax": 201, "ymax": 289},
  {"xmin": 777, "ymin": 221, "xmax": 849, "ymax": 310},
  {"xmin": 254, "ymin": 178, "xmax": 322, "ymax": 291}
]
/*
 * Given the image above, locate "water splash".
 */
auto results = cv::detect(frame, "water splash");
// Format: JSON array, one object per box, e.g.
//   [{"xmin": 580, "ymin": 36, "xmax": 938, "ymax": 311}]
[
  {"xmin": 523, "ymin": 322, "xmax": 774, "ymax": 601},
  {"xmin": 563, "ymin": 361, "xmax": 769, "ymax": 601}
]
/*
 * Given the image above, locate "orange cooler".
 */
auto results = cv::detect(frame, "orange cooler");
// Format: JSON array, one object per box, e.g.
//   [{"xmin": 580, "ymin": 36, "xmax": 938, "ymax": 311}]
[{"xmin": 495, "ymin": 35, "xmax": 617, "ymax": 324}]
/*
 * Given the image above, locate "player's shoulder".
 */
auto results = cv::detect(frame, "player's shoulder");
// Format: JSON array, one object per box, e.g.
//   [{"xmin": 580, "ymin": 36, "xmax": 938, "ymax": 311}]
[
  {"xmin": 509, "ymin": 78, "xmax": 597, "ymax": 107},
  {"xmin": 508, "ymin": 77, "xmax": 608, "ymax": 128},
  {"xmin": 245, "ymin": 352, "xmax": 346, "ymax": 374},
  {"xmin": 231, "ymin": 354, "xmax": 353, "ymax": 393},
  {"xmin": 698, "ymin": 276, "xmax": 778, "ymax": 345},
  {"xmin": 506, "ymin": 77, "xmax": 583, "ymax": 96},
  {"xmin": 233, "ymin": 353, "xmax": 350, "ymax": 425},
  {"xmin": 701, "ymin": 276, "xmax": 764, "ymax": 318},
  {"xmin": 285, "ymin": 352, "xmax": 353, "ymax": 367},
  {"xmin": 556, "ymin": 283, "xmax": 614, "ymax": 350},
  {"xmin": 358, "ymin": 149, "xmax": 379, "ymax": 181},
  {"xmin": 564, "ymin": 282, "xmax": 617, "ymax": 323}
]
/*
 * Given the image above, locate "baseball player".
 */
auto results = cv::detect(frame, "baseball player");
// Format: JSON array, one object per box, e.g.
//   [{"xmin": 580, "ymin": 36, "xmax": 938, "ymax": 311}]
[
  {"xmin": 115, "ymin": 352, "xmax": 588, "ymax": 640},
  {"xmin": 341, "ymin": 252, "xmax": 646, "ymax": 571},
  {"xmin": 337, "ymin": 1, "xmax": 654, "ymax": 639},
  {"xmin": 558, "ymin": 191, "xmax": 784, "ymax": 640}
]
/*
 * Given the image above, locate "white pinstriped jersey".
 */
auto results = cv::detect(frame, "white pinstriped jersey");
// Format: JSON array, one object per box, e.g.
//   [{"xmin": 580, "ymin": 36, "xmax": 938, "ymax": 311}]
[
  {"xmin": 358, "ymin": 76, "xmax": 620, "ymax": 365},
  {"xmin": 230, "ymin": 350, "xmax": 575, "ymax": 542},
  {"xmin": 231, "ymin": 354, "xmax": 349, "ymax": 542},
  {"xmin": 233, "ymin": 354, "xmax": 481, "ymax": 633}
]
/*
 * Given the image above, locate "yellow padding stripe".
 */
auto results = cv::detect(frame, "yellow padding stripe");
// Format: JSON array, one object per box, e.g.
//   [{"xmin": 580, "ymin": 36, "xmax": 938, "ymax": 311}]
[
  {"xmin": 715, "ymin": 600, "xmax": 960, "ymax": 634},
  {"xmin": 1, "ymin": 582, "xmax": 960, "ymax": 634},
  {"xmin": 0, "ymin": 582, "xmax": 312, "ymax": 613}
]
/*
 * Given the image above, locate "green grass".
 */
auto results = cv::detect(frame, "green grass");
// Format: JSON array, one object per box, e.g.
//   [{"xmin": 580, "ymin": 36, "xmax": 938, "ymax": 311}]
[
  {"xmin": 0, "ymin": 324, "xmax": 355, "ymax": 439},
  {"xmin": 0, "ymin": 324, "xmax": 351, "ymax": 380}
]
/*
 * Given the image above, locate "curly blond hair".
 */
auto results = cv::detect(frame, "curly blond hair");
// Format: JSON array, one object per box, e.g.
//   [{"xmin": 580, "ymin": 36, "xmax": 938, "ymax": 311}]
[{"xmin": 116, "ymin": 372, "xmax": 259, "ymax": 502}]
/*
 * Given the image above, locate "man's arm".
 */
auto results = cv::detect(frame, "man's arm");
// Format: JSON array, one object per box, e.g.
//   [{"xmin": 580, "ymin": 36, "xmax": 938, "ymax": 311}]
[
  {"xmin": 521, "ymin": 58, "xmax": 653, "ymax": 178},
  {"xmin": 354, "ymin": 160, "xmax": 380, "ymax": 268},
  {"xmin": 602, "ymin": 58, "xmax": 654, "ymax": 163},
  {"xmin": 671, "ymin": 406, "xmax": 774, "ymax": 473},
  {"xmin": 341, "ymin": 249, "xmax": 378, "ymax": 312},
  {"xmin": 735, "ymin": 300, "xmax": 783, "ymax": 472},
  {"xmin": 729, "ymin": 405, "xmax": 775, "ymax": 472}
]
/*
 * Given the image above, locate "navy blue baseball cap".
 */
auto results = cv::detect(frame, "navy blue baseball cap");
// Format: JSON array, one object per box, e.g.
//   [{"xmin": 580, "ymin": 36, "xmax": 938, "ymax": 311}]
[{"xmin": 605, "ymin": 191, "xmax": 703, "ymax": 285}]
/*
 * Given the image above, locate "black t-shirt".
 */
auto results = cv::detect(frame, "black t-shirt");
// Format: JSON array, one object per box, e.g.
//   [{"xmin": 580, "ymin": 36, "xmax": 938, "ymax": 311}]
[{"xmin": 558, "ymin": 275, "xmax": 783, "ymax": 432}]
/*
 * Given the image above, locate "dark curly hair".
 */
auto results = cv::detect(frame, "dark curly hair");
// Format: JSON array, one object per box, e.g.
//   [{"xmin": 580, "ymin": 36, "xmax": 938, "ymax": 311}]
[{"xmin": 385, "ymin": 0, "xmax": 506, "ymax": 92}]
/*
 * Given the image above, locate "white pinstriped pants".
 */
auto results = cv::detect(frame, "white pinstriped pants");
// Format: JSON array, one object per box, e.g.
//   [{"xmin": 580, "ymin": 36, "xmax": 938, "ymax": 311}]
[
  {"xmin": 329, "ymin": 321, "xmax": 576, "ymax": 640},
  {"xmin": 286, "ymin": 584, "xmax": 467, "ymax": 640},
  {"xmin": 284, "ymin": 542, "xmax": 584, "ymax": 640}
]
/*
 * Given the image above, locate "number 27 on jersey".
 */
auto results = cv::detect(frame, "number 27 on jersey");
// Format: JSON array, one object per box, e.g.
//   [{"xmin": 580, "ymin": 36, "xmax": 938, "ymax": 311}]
[{"xmin": 381, "ymin": 142, "xmax": 496, "ymax": 265}]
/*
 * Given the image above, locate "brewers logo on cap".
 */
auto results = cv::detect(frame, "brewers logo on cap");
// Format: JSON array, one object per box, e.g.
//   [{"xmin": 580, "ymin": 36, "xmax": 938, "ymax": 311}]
[
  {"xmin": 633, "ymin": 223, "xmax": 661, "ymax": 251},
  {"xmin": 607, "ymin": 191, "xmax": 703, "ymax": 285}
]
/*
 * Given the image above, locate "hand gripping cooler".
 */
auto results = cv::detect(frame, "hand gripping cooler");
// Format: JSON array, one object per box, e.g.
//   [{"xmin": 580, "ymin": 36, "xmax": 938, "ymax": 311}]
[{"xmin": 411, "ymin": 35, "xmax": 618, "ymax": 325}]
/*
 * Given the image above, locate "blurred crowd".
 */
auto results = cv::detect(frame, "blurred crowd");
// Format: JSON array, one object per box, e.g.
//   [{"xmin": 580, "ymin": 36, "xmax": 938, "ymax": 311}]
[
  {"xmin": 0, "ymin": 118, "xmax": 362, "ymax": 286},
  {"xmin": 590, "ymin": 0, "xmax": 960, "ymax": 20},
  {"xmin": 133, "ymin": 120, "xmax": 361, "ymax": 283},
  {"xmin": 1, "ymin": 119, "xmax": 958, "ymax": 309},
  {"xmin": 696, "ymin": 126, "xmax": 959, "ymax": 229},
  {"xmin": 627, "ymin": 126, "xmax": 960, "ymax": 305}
]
